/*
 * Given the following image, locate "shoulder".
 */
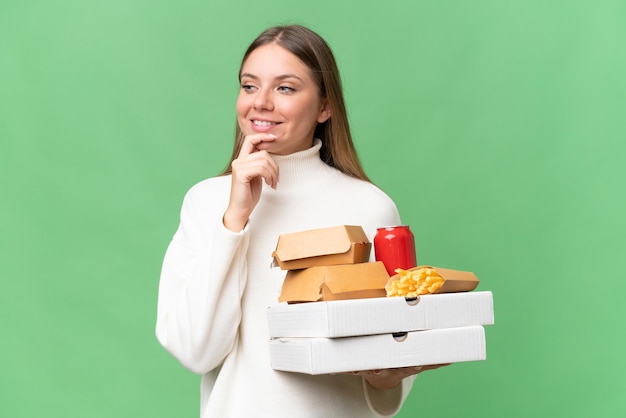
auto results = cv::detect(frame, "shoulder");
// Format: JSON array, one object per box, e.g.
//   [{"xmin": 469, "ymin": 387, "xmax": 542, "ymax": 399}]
[
  {"xmin": 177, "ymin": 175, "xmax": 232, "ymax": 217},
  {"xmin": 324, "ymin": 169, "xmax": 401, "ymax": 223},
  {"xmin": 356, "ymin": 179, "xmax": 397, "ymax": 209},
  {"xmin": 356, "ymin": 180, "xmax": 400, "ymax": 221},
  {"xmin": 329, "ymin": 169, "xmax": 396, "ymax": 205},
  {"xmin": 184, "ymin": 175, "xmax": 231, "ymax": 200}
]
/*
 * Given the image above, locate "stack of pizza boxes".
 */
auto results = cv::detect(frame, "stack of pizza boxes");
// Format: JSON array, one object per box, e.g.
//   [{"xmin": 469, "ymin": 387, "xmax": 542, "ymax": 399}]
[{"xmin": 267, "ymin": 225, "xmax": 494, "ymax": 375}]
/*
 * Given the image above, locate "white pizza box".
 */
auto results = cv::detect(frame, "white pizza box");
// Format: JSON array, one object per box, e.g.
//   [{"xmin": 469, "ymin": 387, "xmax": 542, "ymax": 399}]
[
  {"xmin": 267, "ymin": 291, "xmax": 493, "ymax": 338},
  {"xmin": 269, "ymin": 325, "xmax": 486, "ymax": 375}
]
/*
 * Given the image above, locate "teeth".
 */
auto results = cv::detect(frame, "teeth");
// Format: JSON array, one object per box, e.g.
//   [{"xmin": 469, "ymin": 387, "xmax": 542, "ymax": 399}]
[{"xmin": 253, "ymin": 120, "xmax": 276, "ymax": 127}]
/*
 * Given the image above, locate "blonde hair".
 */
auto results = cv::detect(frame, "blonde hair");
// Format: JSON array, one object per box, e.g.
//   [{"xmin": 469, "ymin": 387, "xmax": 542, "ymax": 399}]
[{"xmin": 221, "ymin": 25, "xmax": 370, "ymax": 182}]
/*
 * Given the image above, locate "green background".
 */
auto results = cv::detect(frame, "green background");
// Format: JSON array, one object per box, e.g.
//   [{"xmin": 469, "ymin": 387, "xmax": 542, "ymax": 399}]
[{"xmin": 2, "ymin": 0, "xmax": 624, "ymax": 416}]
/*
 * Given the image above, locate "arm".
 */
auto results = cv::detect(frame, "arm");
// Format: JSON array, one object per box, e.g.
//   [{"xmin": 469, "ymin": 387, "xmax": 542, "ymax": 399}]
[
  {"xmin": 155, "ymin": 189, "xmax": 250, "ymax": 374},
  {"xmin": 156, "ymin": 133, "xmax": 278, "ymax": 374}
]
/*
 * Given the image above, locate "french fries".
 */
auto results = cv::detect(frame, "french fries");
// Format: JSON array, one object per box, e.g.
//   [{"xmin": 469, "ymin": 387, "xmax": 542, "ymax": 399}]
[{"xmin": 385, "ymin": 267, "xmax": 444, "ymax": 298}]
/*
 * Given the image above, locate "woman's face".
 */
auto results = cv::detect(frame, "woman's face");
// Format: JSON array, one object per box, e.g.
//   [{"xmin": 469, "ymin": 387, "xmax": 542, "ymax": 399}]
[{"xmin": 236, "ymin": 43, "xmax": 330, "ymax": 155}]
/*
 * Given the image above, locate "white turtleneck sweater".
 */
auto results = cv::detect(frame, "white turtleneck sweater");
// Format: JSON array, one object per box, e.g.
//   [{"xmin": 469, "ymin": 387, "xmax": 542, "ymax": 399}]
[{"xmin": 156, "ymin": 140, "xmax": 414, "ymax": 417}]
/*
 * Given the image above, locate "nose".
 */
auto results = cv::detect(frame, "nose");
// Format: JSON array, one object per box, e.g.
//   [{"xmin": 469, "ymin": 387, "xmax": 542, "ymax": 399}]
[{"xmin": 253, "ymin": 88, "xmax": 273, "ymax": 111}]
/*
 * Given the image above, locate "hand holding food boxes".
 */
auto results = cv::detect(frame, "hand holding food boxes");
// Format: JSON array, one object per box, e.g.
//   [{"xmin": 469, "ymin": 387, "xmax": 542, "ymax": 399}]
[{"xmin": 267, "ymin": 225, "xmax": 494, "ymax": 375}]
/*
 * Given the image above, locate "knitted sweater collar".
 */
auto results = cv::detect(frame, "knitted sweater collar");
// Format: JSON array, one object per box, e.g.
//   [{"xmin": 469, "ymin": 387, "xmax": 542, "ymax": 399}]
[{"xmin": 268, "ymin": 139, "xmax": 331, "ymax": 190}]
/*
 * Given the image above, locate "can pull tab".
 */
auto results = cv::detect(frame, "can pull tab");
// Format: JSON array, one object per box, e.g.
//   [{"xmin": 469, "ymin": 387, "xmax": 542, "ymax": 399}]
[{"xmin": 404, "ymin": 296, "xmax": 420, "ymax": 306}]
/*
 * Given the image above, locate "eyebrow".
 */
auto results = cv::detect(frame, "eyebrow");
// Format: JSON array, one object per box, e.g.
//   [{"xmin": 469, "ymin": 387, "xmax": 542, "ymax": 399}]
[{"xmin": 239, "ymin": 73, "xmax": 305, "ymax": 82}]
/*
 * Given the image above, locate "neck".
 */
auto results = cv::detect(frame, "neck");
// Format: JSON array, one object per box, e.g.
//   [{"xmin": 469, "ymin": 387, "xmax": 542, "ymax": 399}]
[{"xmin": 268, "ymin": 139, "xmax": 329, "ymax": 190}]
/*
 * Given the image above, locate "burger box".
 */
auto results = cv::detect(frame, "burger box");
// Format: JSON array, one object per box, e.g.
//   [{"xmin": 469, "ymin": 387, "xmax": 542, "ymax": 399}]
[
  {"xmin": 268, "ymin": 290, "xmax": 494, "ymax": 338},
  {"xmin": 272, "ymin": 225, "xmax": 371, "ymax": 270},
  {"xmin": 269, "ymin": 325, "xmax": 487, "ymax": 375},
  {"xmin": 277, "ymin": 261, "xmax": 390, "ymax": 303}
]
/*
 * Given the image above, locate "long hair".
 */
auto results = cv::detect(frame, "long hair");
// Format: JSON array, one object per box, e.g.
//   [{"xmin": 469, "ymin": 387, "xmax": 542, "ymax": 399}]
[{"xmin": 220, "ymin": 25, "xmax": 370, "ymax": 182}]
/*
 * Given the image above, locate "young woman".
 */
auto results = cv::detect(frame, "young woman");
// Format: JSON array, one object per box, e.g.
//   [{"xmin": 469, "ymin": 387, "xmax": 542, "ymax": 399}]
[{"xmin": 156, "ymin": 24, "xmax": 435, "ymax": 417}]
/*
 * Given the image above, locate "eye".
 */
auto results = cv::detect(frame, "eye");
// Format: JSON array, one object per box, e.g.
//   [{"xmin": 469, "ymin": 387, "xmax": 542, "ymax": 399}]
[
  {"xmin": 277, "ymin": 85, "xmax": 296, "ymax": 94},
  {"xmin": 241, "ymin": 83, "xmax": 257, "ymax": 92}
]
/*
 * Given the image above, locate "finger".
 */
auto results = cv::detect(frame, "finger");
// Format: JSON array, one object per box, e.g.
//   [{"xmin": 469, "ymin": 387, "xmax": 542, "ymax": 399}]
[
  {"xmin": 423, "ymin": 363, "xmax": 451, "ymax": 371},
  {"xmin": 234, "ymin": 164, "xmax": 276, "ymax": 189},
  {"xmin": 232, "ymin": 155, "xmax": 279, "ymax": 189},
  {"xmin": 253, "ymin": 151, "xmax": 280, "ymax": 188},
  {"xmin": 239, "ymin": 134, "xmax": 277, "ymax": 157},
  {"xmin": 252, "ymin": 151, "xmax": 279, "ymax": 188}
]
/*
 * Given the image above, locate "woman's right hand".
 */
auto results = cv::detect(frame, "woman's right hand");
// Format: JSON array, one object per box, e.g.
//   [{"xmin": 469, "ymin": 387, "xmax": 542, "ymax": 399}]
[{"xmin": 223, "ymin": 134, "xmax": 279, "ymax": 232}]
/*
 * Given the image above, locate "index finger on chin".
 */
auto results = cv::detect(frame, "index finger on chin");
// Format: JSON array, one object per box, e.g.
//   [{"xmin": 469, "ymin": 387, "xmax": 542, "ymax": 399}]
[{"xmin": 239, "ymin": 134, "xmax": 277, "ymax": 156}]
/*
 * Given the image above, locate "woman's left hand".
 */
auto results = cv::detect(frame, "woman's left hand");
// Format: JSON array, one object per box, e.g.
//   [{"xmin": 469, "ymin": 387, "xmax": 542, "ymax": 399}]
[{"xmin": 348, "ymin": 364, "xmax": 451, "ymax": 390}]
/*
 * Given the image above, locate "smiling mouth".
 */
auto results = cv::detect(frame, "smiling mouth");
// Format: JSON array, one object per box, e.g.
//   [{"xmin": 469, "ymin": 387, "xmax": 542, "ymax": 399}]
[{"xmin": 253, "ymin": 120, "xmax": 280, "ymax": 127}]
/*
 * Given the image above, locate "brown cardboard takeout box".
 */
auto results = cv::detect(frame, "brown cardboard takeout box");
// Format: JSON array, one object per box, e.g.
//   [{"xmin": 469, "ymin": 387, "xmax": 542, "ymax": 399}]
[
  {"xmin": 278, "ymin": 261, "xmax": 390, "ymax": 303},
  {"xmin": 272, "ymin": 225, "xmax": 371, "ymax": 271},
  {"xmin": 387, "ymin": 265, "xmax": 480, "ymax": 294}
]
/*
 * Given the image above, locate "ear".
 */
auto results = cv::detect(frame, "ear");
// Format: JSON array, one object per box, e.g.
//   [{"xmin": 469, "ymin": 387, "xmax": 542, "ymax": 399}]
[{"xmin": 317, "ymin": 100, "xmax": 331, "ymax": 123}]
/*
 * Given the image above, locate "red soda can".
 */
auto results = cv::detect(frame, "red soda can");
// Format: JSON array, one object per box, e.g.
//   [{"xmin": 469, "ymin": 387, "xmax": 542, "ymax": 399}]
[{"xmin": 374, "ymin": 225, "xmax": 417, "ymax": 276}]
